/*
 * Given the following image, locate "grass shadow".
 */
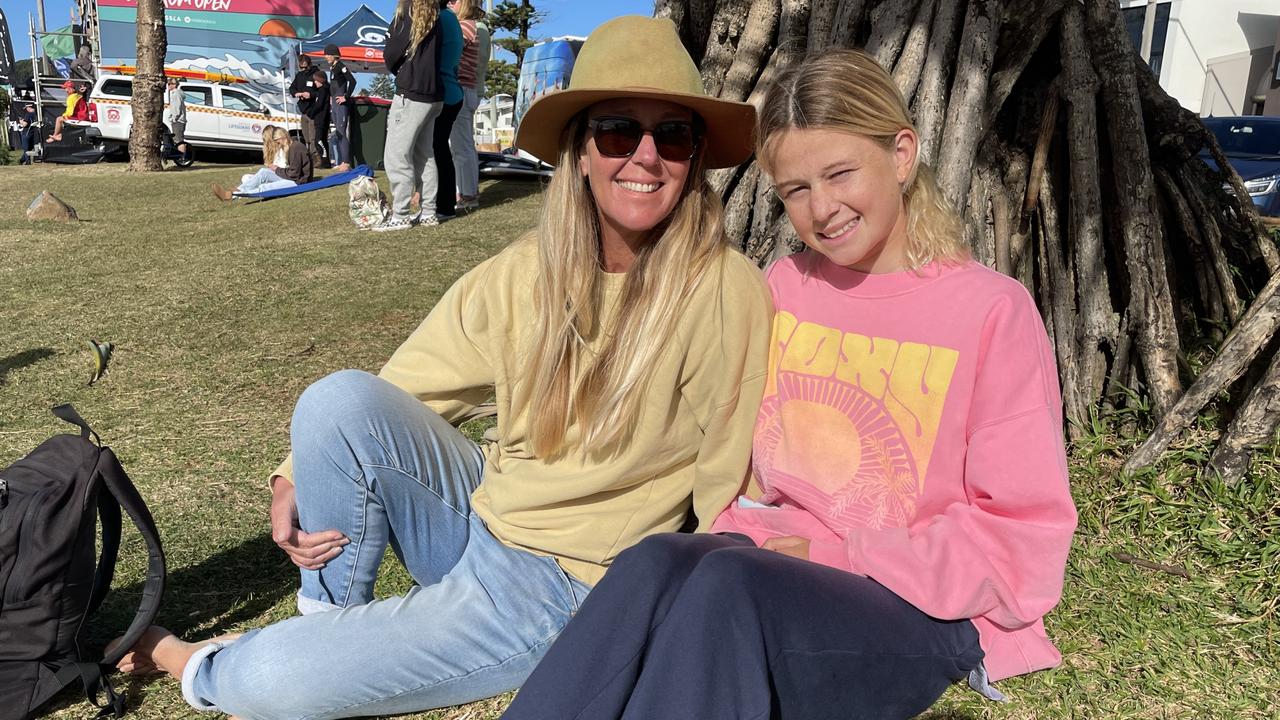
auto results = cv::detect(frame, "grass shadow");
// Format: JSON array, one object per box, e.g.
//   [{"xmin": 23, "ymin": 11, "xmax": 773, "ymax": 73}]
[
  {"xmin": 479, "ymin": 177, "xmax": 546, "ymax": 207},
  {"xmin": 917, "ymin": 709, "xmax": 981, "ymax": 719},
  {"xmin": 0, "ymin": 347, "xmax": 56, "ymax": 385},
  {"xmin": 39, "ymin": 532, "xmax": 297, "ymax": 715}
]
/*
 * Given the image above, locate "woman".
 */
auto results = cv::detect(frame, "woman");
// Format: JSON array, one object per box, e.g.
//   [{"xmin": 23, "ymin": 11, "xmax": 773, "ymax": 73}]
[
  {"xmin": 47, "ymin": 80, "xmax": 87, "ymax": 142},
  {"xmin": 449, "ymin": 0, "xmax": 488, "ymax": 211},
  {"xmin": 501, "ymin": 49, "xmax": 1078, "ymax": 720},
  {"xmin": 374, "ymin": 0, "xmax": 445, "ymax": 232},
  {"xmin": 429, "ymin": 0, "xmax": 465, "ymax": 221},
  {"xmin": 117, "ymin": 16, "xmax": 771, "ymax": 720},
  {"xmin": 212, "ymin": 126, "xmax": 311, "ymax": 201}
]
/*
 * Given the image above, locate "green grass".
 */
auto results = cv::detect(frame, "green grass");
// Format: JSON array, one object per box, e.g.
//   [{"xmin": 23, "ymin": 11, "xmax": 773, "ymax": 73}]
[{"xmin": 2, "ymin": 163, "xmax": 1277, "ymax": 719}]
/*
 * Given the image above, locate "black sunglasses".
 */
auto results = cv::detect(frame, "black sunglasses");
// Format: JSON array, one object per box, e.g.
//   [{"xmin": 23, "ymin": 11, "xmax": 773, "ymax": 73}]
[{"xmin": 588, "ymin": 116, "xmax": 701, "ymax": 162}]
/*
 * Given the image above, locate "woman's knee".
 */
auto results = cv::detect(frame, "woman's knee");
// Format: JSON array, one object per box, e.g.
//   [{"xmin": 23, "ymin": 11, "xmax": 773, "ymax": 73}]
[
  {"xmin": 293, "ymin": 369, "xmax": 388, "ymax": 435},
  {"xmin": 611, "ymin": 533, "xmax": 747, "ymax": 581}
]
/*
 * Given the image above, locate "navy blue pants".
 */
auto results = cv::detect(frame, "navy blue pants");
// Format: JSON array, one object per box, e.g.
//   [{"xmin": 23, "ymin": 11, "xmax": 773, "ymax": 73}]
[{"xmin": 502, "ymin": 533, "xmax": 984, "ymax": 720}]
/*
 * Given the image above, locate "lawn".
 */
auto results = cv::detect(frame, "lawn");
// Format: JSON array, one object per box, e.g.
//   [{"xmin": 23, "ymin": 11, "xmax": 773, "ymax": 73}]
[{"xmin": 2, "ymin": 162, "xmax": 1277, "ymax": 719}]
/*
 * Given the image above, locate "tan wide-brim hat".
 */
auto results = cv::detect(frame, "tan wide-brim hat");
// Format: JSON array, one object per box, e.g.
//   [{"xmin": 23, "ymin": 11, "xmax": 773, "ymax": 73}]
[{"xmin": 514, "ymin": 16, "xmax": 756, "ymax": 169}]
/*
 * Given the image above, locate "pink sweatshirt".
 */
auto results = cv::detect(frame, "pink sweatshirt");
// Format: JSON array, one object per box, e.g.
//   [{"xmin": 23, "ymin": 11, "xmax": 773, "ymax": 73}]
[{"xmin": 712, "ymin": 251, "xmax": 1077, "ymax": 683}]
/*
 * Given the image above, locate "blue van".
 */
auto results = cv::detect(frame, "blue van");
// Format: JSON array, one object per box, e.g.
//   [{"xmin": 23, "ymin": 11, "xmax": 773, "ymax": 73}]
[
  {"xmin": 1201, "ymin": 116, "xmax": 1280, "ymax": 217},
  {"xmin": 514, "ymin": 37, "xmax": 586, "ymax": 129}
]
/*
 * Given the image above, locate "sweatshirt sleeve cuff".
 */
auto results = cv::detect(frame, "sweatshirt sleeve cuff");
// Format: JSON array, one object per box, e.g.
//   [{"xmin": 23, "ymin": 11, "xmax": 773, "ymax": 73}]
[
  {"xmin": 270, "ymin": 454, "xmax": 294, "ymax": 488},
  {"xmin": 808, "ymin": 539, "xmax": 854, "ymax": 573}
]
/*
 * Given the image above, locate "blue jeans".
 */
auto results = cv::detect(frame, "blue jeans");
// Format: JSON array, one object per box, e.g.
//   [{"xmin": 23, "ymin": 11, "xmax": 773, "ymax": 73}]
[
  {"xmin": 181, "ymin": 370, "xmax": 591, "ymax": 719},
  {"xmin": 236, "ymin": 167, "xmax": 295, "ymax": 195},
  {"xmin": 328, "ymin": 99, "xmax": 350, "ymax": 166}
]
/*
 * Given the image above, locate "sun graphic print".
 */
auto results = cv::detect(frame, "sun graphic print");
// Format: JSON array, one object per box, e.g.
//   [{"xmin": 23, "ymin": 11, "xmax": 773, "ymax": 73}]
[
  {"xmin": 755, "ymin": 373, "xmax": 920, "ymax": 529},
  {"xmin": 753, "ymin": 315, "xmax": 960, "ymax": 531}
]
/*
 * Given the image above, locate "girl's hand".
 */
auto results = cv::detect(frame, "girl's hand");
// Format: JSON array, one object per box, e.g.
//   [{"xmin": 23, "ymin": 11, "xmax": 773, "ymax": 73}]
[
  {"xmin": 761, "ymin": 535, "xmax": 810, "ymax": 561},
  {"xmin": 269, "ymin": 476, "xmax": 348, "ymax": 569}
]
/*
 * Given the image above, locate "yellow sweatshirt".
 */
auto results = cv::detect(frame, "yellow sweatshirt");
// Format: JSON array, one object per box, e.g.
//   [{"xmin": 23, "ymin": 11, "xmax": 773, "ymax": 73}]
[{"xmin": 275, "ymin": 238, "xmax": 773, "ymax": 584}]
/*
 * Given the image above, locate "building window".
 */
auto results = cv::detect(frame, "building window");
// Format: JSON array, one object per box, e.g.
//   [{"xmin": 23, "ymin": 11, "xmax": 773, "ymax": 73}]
[{"xmin": 1123, "ymin": 2, "xmax": 1172, "ymax": 78}]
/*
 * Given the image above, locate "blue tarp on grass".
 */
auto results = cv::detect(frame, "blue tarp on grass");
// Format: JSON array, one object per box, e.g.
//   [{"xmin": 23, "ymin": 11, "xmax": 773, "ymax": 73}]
[{"xmin": 237, "ymin": 164, "xmax": 375, "ymax": 201}]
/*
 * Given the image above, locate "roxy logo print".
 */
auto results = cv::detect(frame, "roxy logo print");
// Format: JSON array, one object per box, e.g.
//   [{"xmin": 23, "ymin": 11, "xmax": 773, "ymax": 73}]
[{"xmin": 753, "ymin": 312, "xmax": 958, "ymax": 529}]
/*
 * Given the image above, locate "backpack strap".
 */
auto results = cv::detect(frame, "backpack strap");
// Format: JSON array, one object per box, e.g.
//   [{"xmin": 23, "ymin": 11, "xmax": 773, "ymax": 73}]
[
  {"xmin": 94, "ymin": 448, "xmax": 166, "ymax": 668},
  {"xmin": 86, "ymin": 488, "xmax": 123, "ymax": 620},
  {"xmin": 51, "ymin": 403, "xmax": 101, "ymax": 445},
  {"xmin": 48, "ymin": 663, "xmax": 126, "ymax": 718}
]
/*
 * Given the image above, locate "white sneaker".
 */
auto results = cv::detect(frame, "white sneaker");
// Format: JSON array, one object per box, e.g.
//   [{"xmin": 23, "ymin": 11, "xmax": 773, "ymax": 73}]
[
  {"xmin": 373, "ymin": 216, "xmax": 414, "ymax": 232},
  {"xmin": 412, "ymin": 212, "xmax": 440, "ymax": 227}
]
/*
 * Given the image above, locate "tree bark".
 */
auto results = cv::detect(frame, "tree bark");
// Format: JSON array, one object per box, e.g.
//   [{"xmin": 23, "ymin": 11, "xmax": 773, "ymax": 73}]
[
  {"xmin": 1209, "ymin": 348, "xmax": 1280, "ymax": 483},
  {"xmin": 936, "ymin": 0, "xmax": 1000, "ymax": 208},
  {"xmin": 1125, "ymin": 271, "xmax": 1280, "ymax": 472},
  {"xmin": 1085, "ymin": 0, "xmax": 1181, "ymax": 416},
  {"xmin": 128, "ymin": 0, "xmax": 166, "ymax": 172},
  {"xmin": 913, "ymin": 0, "xmax": 964, "ymax": 165}
]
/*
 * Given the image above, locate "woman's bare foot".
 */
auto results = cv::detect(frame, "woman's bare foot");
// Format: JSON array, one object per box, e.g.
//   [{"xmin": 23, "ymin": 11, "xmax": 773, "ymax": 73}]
[{"xmin": 110, "ymin": 626, "xmax": 243, "ymax": 680}]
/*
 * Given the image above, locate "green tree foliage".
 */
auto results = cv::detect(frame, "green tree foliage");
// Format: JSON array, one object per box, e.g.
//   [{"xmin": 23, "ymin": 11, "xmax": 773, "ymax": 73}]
[
  {"xmin": 489, "ymin": 0, "xmax": 544, "ymax": 67},
  {"xmin": 13, "ymin": 59, "xmax": 33, "ymax": 88},
  {"xmin": 486, "ymin": 59, "xmax": 518, "ymax": 99},
  {"xmin": 368, "ymin": 73, "xmax": 394, "ymax": 99}
]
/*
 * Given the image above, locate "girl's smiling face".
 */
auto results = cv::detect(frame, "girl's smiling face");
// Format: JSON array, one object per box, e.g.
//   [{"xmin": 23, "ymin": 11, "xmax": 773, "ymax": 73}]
[{"xmin": 769, "ymin": 127, "xmax": 917, "ymax": 274}]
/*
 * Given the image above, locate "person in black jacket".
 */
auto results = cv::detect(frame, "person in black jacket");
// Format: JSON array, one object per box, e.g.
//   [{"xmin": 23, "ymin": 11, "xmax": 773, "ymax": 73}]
[
  {"xmin": 373, "ymin": 0, "xmax": 445, "ymax": 231},
  {"xmin": 325, "ymin": 43, "xmax": 356, "ymax": 171},
  {"xmin": 305, "ymin": 70, "xmax": 331, "ymax": 167},
  {"xmin": 289, "ymin": 54, "xmax": 324, "ymax": 166}
]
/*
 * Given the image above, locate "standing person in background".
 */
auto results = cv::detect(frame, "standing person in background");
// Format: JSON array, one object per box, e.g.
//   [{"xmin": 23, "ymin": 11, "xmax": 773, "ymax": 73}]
[
  {"xmin": 69, "ymin": 44, "xmax": 96, "ymax": 83},
  {"xmin": 325, "ymin": 43, "xmax": 356, "ymax": 172},
  {"xmin": 429, "ymin": 0, "xmax": 464, "ymax": 221},
  {"xmin": 449, "ymin": 0, "xmax": 487, "ymax": 212},
  {"xmin": 374, "ymin": 0, "xmax": 444, "ymax": 232},
  {"xmin": 290, "ymin": 54, "xmax": 323, "ymax": 167},
  {"xmin": 163, "ymin": 76, "xmax": 189, "ymax": 160},
  {"xmin": 306, "ymin": 70, "xmax": 332, "ymax": 168}
]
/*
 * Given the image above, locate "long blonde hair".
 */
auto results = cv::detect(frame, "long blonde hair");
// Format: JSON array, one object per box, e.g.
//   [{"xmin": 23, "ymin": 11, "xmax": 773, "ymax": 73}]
[
  {"xmin": 451, "ymin": 0, "xmax": 484, "ymax": 20},
  {"xmin": 260, "ymin": 124, "xmax": 281, "ymax": 164},
  {"xmin": 757, "ymin": 49, "xmax": 966, "ymax": 269},
  {"xmin": 395, "ymin": 0, "xmax": 439, "ymax": 57},
  {"xmin": 519, "ymin": 114, "xmax": 728, "ymax": 458}
]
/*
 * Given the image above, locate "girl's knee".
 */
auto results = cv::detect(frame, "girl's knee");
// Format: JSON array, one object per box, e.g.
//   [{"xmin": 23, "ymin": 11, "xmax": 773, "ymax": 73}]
[{"xmin": 293, "ymin": 370, "xmax": 385, "ymax": 436}]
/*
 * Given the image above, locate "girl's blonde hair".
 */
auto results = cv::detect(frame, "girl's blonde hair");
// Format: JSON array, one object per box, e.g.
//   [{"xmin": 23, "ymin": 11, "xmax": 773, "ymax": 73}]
[
  {"xmin": 519, "ymin": 113, "xmax": 728, "ymax": 458},
  {"xmin": 260, "ymin": 124, "xmax": 281, "ymax": 164},
  {"xmin": 451, "ymin": 0, "xmax": 484, "ymax": 21},
  {"xmin": 757, "ymin": 48, "xmax": 966, "ymax": 269},
  {"xmin": 394, "ymin": 0, "xmax": 439, "ymax": 57}
]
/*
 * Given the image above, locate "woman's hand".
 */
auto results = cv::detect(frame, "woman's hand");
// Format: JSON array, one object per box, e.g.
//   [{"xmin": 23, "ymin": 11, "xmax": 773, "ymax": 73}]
[
  {"xmin": 761, "ymin": 535, "xmax": 810, "ymax": 561},
  {"xmin": 269, "ymin": 476, "xmax": 348, "ymax": 570}
]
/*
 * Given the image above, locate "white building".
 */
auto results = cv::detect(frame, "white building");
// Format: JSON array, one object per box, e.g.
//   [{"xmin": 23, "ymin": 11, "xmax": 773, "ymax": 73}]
[
  {"xmin": 1121, "ymin": 0, "xmax": 1280, "ymax": 117},
  {"xmin": 474, "ymin": 94, "xmax": 516, "ymax": 147}
]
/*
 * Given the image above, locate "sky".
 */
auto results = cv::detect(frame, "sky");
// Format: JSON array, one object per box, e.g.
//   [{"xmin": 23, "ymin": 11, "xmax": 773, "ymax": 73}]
[{"xmin": 2, "ymin": 0, "xmax": 655, "ymax": 61}]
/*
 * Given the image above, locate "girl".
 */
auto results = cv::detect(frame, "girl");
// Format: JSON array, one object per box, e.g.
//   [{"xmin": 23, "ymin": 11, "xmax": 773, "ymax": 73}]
[
  {"xmin": 212, "ymin": 126, "xmax": 308, "ymax": 200},
  {"xmin": 374, "ymin": 0, "xmax": 444, "ymax": 231},
  {"xmin": 501, "ymin": 48, "xmax": 1078, "ymax": 720},
  {"xmin": 448, "ymin": 0, "xmax": 488, "ymax": 212},
  {"xmin": 116, "ymin": 16, "xmax": 772, "ymax": 720}
]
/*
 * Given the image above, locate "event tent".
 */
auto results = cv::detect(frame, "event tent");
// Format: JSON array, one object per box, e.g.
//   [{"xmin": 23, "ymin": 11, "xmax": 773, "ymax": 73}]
[{"xmin": 300, "ymin": 5, "xmax": 389, "ymax": 73}]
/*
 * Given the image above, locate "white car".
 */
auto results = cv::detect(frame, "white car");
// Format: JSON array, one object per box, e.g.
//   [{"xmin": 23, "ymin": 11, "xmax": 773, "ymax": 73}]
[{"xmin": 86, "ymin": 74, "xmax": 301, "ymax": 153}]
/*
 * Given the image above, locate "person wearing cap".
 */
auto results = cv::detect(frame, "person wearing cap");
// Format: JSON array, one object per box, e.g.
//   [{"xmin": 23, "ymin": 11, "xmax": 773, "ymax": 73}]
[
  {"xmin": 325, "ymin": 43, "xmax": 356, "ymax": 172},
  {"xmin": 289, "ymin": 54, "xmax": 325, "ymax": 166},
  {"xmin": 112, "ymin": 15, "xmax": 769, "ymax": 719},
  {"xmin": 47, "ymin": 81, "xmax": 88, "ymax": 143}
]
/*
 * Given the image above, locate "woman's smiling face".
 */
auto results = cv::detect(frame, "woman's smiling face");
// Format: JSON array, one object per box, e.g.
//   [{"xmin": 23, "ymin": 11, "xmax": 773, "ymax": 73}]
[
  {"xmin": 579, "ymin": 99, "xmax": 695, "ymax": 253},
  {"xmin": 769, "ymin": 127, "xmax": 916, "ymax": 274}
]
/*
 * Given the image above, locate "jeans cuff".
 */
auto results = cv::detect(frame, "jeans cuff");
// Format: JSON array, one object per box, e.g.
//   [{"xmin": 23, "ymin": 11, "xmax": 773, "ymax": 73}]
[
  {"xmin": 181, "ymin": 640, "xmax": 230, "ymax": 711},
  {"xmin": 297, "ymin": 590, "xmax": 342, "ymax": 615}
]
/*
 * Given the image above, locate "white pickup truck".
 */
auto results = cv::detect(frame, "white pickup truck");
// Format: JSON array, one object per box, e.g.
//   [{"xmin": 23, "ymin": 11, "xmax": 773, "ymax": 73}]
[{"xmin": 86, "ymin": 74, "xmax": 302, "ymax": 154}]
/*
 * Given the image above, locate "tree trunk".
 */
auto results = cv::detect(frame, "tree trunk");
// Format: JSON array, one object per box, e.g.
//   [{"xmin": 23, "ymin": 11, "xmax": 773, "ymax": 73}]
[
  {"xmin": 665, "ymin": 0, "xmax": 1280, "ymax": 476},
  {"xmin": 128, "ymin": 0, "xmax": 166, "ymax": 172}
]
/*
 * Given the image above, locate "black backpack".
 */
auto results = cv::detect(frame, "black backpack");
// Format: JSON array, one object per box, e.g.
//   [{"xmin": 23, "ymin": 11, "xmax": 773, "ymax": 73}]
[{"xmin": 0, "ymin": 405, "xmax": 165, "ymax": 720}]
